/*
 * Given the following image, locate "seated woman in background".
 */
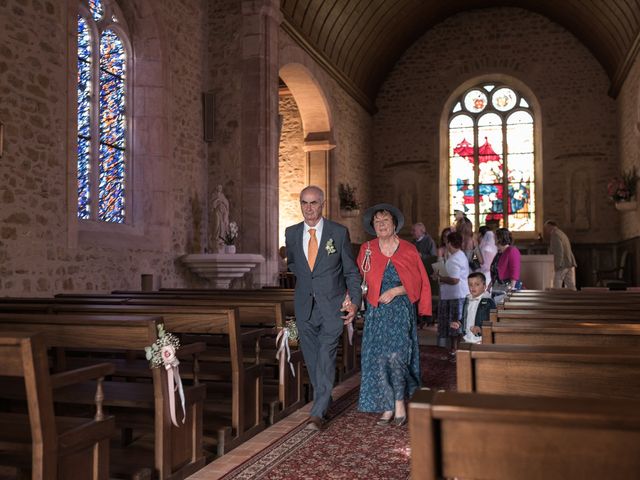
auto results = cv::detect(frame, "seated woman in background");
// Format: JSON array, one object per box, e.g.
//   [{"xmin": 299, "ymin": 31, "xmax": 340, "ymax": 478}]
[{"xmin": 490, "ymin": 227, "xmax": 522, "ymax": 299}]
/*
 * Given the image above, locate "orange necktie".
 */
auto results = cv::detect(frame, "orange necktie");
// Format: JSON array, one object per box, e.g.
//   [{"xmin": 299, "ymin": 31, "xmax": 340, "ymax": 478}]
[{"xmin": 308, "ymin": 228, "xmax": 318, "ymax": 270}]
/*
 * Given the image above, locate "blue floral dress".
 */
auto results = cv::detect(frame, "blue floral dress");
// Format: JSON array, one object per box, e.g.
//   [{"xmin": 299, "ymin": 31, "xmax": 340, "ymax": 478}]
[{"xmin": 358, "ymin": 261, "xmax": 421, "ymax": 412}]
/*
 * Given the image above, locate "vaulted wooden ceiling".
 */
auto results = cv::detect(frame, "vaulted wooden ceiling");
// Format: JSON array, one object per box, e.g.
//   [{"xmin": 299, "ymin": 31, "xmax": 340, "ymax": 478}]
[{"xmin": 280, "ymin": 0, "xmax": 640, "ymax": 111}]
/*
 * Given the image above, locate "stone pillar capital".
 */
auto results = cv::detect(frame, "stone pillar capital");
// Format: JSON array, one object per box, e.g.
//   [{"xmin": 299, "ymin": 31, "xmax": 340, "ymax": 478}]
[{"xmin": 303, "ymin": 132, "xmax": 336, "ymax": 152}]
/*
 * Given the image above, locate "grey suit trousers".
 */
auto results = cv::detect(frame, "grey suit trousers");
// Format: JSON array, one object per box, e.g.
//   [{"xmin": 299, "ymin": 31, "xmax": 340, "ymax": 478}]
[{"xmin": 297, "ymin": 300, "xmax": 344, "ymax": 418}]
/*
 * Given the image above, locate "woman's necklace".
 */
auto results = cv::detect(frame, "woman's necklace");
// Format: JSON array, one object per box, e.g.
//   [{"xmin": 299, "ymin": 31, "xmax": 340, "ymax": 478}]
[{"xmin": 379, "ymin": 236, "xmax": 399, "ymax": 257}]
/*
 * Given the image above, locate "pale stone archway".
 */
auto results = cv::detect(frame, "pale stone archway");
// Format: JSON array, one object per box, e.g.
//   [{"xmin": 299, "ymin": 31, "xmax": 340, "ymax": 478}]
[{"xmin": 278, "ymin": 63, "xmax": 334, "ymax": 246}]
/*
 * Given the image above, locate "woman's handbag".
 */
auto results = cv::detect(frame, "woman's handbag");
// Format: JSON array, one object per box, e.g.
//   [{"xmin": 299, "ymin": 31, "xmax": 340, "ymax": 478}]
[
  {"xmin": 360, "ymin": 241, "xmax": 372, "ymax": 310},
  {"xmin": 469, "ymin": 251, "xmax": 481, "ymax": 271},
  {"xmin": 469, "ymin": 245, "xmax": 482, "ymax": 271}
]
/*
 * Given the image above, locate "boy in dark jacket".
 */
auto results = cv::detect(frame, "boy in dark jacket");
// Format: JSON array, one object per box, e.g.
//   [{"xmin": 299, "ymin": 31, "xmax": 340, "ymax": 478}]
[{"xmin": 451, "ymin": 272, "xmax": 496, "ymax": 344}]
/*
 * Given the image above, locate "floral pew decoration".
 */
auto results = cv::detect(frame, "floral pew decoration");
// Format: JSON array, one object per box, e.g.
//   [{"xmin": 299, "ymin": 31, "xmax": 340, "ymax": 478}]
[
  {"xmin": 276, "ymin": 318, "xmax": 298, "ymax": 385},
  {"xmin": 145, "ymin": 324, "xmax": 185, "ymax": 427}
]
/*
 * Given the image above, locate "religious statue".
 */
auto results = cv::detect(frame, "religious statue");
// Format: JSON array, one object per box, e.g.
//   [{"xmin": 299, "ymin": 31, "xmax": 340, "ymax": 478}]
[{"xmin": 211, "ymin": 184, "xmax": 230, "ymax": 252}]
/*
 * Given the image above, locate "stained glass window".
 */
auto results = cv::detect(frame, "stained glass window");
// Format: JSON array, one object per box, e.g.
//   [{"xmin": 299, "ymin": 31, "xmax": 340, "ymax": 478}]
[
  {"xmin": 77, "ymin": 15, "xmax": 92, "ymax": 220},
  {"xmin": 76, "ymin": 1, "xmax": 128, "ymax": 223},
  {"xmin": 449, "ymin": 83, "xmax": 535, "ymax": 231}
]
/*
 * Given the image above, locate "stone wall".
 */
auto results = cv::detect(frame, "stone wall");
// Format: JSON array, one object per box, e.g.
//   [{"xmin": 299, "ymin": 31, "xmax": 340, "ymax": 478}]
[
  {"xmin": 373, "ymin": 7, "xmax": 619, "ymax": 244},
  {"xmin": 0, "ymin": 0, "xmax": 211, "ymax": 295},
  {"xmin": 278, "ymin": 94, "xmax": 305, "ymax": 246},
  {"xmin": 618, "ymin": 52, "xmax": 640, "ymax": 241},
  {"xmin": 203, "ymin": 0, "xmax": 243, "ymax": 253}
]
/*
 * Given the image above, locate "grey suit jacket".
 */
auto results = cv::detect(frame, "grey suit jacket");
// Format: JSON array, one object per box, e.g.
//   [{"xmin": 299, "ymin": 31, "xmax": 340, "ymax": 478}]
[{"xmin": 285, "ymin": 219, "xmax": 362, "ymax": 323}]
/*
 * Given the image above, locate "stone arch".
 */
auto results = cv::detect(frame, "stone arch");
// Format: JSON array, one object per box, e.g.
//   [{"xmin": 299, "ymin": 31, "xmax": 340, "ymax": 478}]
[
  {"xmin": 279, "ymin": 63, "xmax": 333, "ymax": 141},
  {"xmin": 438, "ymin": 73, "xmax": 544, "ymax": 238},
  {"xmin": 278, "ymin": 63, "xmax": 334, "ymax": 245}
]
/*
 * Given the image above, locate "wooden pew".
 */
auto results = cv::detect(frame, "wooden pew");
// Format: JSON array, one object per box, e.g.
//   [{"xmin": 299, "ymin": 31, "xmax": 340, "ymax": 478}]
[
  {"xmin": 456, "ymin": 343, "xmax": 640, "ymax": 400},
  {"xmin": 0, "ymin": 332, "xmax": 115, "ymax": 480},
  {"xmin": 0, "ymin": 297, "xmax": 305, "ymax": 425},
  {"xmin": 491, "ymin": 308, "xmax": 640, "ymax": 324},
  {"xmin": 108, "ymin": 290, "xmax": 358, "ymax": 381},
  {"xmin": 482, "ymin": 320, "xmax": 640, "ymax": 347},
  {"xmin": 56, "ymin": 292, "xmax": 357, "ymax": 394},
  {"xmin": 409, "ymin": 388, "xmax": 640, "ymax": 480},
  {"xmin": 0, "ymin": 313, "xmax": 206, "ymax": 479},
  {"xmin": 0, "ymin": 302, "xmax": 266, "ymax": 455}
]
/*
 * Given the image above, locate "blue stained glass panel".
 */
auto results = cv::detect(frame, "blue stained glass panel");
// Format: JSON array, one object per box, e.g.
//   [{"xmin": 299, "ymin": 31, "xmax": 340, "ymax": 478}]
[
  {"xmin": 100, "ymin": 30, "xmax": 126, "ymax": 77},
  {"xmin": 88, "ymin": 0, "xmax": 104, "ymax": 21},
  {"xmin": 77, "ymin": 138, "xmax": 91, "ymax": 219},
  {"xmin": 98, "ymin": 144, "xmax": 125, "ymax": 223},
  {"xmin": 78, "ymin": 60, "xmax": 92, "ymax": 138},
  {"xmin": 77, "ymin": 15, "xmax": 92, "ymax": 219},
  {"xmin": 78, "ymin": 16, "xmax": 92, "ymax": 60},
  {"xmin": 99, "ymin": 70, "xmax": 126, "ymax": 148}
]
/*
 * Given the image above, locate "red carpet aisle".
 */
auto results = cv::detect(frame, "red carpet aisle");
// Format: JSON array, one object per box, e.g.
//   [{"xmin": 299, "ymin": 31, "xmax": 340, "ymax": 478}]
[
  {"xmin": 217, "ymin": 346, "xmax": 455, "ymax": 480},
  {"xmin": 421, "ymin": 346, "xmax": 457, "ymax": 391}
]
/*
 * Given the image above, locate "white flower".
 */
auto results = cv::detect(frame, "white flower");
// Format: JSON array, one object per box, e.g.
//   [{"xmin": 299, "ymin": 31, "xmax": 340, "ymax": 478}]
[
  {"xmin": 161, "ymin": 345, "xmax": 177, "ymax": 364},
  {"xmin": 325, "ymin": 238, "xmax": 336, "ymax": 255}
]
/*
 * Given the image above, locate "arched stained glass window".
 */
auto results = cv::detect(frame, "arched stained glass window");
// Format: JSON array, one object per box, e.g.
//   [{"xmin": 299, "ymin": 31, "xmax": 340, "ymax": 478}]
[
  {"xmin": 77, "ymin": 0, "xmax": 128, "ymax": 223},
  {"xmin": 448, "ymin": 83, "xmax": 535, "ymax": 231}
]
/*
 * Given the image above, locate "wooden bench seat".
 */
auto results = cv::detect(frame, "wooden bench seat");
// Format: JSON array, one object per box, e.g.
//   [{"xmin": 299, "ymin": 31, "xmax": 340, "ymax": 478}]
[
  {"xmin": 457, "ymin": 343, "xmax": 640, "ymax": 400},
  {"xmin": 491, "ymin": 308, "xmax": 640, "ymax": 323},
  {"xmin": 409, "ymin": 388, "xmax": 640, "ymax": 480},
  {"xmin": 0, "ymin": 332, "xmax": 115, "ymax": 479},
  {"xmin": 0, "ymin": 314, "xmax": 206, "ymax": 479},
  {"xmin": 482, "ymin": 320, "xmax": 640, "ymax": 346}
]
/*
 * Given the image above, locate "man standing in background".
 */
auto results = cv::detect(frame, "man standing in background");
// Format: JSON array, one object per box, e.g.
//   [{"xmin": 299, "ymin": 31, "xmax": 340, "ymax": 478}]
[
  {"xmin": 412, "ymin": 222, "xmax": 437, "ymax": 261},
  {"xmin": 412, "ymin": 222, "xmax": 437, "ymax": 326},
  {"xmin": 544, "ymin": 220, "xmax": 577, "ymax": 289}
]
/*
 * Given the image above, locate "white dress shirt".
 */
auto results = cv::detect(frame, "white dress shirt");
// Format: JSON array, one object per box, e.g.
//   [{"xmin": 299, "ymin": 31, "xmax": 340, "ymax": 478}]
[
  {"xmin": 303, "ymin": 218, "xmax": 324, "ymax": 261},
  {"xmin": 462, "ymin": 291, "xmax": 491, "ymax": 344}
]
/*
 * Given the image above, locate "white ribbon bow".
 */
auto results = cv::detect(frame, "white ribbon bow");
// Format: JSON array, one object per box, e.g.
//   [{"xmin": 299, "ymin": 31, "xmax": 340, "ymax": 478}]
[
  {"xmin": 276, "ymin": 328, "xmax": 296, "ymax": 385},
  {"xmin": 161, "ymin": 346, "xmax": 186, "ymax": 427}
]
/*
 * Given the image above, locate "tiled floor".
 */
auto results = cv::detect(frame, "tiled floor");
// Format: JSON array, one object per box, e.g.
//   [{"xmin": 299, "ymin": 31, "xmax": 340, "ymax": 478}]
[{"xmin": 188, "ymin": 374, "xmax": 361, "ymax": 480}]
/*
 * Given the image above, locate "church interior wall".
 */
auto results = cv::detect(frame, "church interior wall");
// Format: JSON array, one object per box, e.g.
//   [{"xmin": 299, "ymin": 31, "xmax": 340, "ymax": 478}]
[
  {"xmin": 373, "ymin": 7, "xmax": 619, "ymax": 245},
  {"xmin": 0, "ymin": 0, "xmax": 212, "ymax": 295},
  {"xmin": 618, "ymin": 51, "xmax": 640, "ymax": 241},
  {"xmin": 278, "ymin": 93, "xmax": 306, "ymax": 246},
  {"xmin": 203, "ymin": 0, "xmax": 244, "ymax": 254},
  {"xmin": 2, "ymin": 2, "xmax": 636, "ymax": 294}
]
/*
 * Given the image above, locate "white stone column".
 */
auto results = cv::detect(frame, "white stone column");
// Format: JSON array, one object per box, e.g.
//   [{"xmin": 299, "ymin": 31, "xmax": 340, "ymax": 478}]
[{"xmin": 240, "ymin": 0, "xmax": 282, "ymax": 286}]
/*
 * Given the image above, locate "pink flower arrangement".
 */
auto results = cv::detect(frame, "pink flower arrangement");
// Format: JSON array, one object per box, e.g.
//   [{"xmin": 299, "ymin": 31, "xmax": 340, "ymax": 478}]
[{"xmin": 607, "ymin": 167, "xmax": 638, "ymax": 202}]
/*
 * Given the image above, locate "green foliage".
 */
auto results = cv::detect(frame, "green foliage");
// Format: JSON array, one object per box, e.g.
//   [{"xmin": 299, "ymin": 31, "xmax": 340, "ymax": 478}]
[{"xmin": 338, "ymin": 183, "xmax": 359, "ymax": 210}]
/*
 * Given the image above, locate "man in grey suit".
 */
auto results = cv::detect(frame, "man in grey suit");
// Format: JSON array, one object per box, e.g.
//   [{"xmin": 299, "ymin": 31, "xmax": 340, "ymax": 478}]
[{"xmin": 285, "ymin": 185, "xmax": 362, "ymax": 430}]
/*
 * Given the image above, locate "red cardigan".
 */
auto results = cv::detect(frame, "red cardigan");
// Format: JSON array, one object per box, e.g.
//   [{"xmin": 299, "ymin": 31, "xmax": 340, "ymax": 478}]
[{"xmin": 356, "ymin": 238, "xmax": 432, "ymax": 316}]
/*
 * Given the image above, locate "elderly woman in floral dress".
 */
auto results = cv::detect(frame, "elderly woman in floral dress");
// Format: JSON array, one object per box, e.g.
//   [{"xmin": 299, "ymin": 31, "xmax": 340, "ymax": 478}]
[{"xmin": 356, "ymin": 204, "xmax": 431, "ymax": 427}]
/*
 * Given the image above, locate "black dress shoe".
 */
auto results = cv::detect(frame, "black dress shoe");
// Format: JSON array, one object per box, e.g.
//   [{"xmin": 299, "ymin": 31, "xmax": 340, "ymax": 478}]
[{"xmin": 305, "ymin": 415, "xmax": 323, "ymax": 431}]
